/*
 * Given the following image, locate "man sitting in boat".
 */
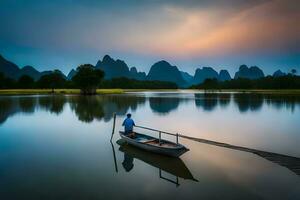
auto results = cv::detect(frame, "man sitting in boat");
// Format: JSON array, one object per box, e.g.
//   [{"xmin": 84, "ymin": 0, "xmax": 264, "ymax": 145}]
[{"xmin": 122, "ymin": 113, "xmax": 136, "ymax": 138}]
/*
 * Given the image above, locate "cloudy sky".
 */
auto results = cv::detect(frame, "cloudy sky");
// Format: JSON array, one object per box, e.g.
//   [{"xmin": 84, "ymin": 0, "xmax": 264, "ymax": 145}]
[{"xmin": 0, "ymin": 0, "xmax": 299, "ymax": 75}]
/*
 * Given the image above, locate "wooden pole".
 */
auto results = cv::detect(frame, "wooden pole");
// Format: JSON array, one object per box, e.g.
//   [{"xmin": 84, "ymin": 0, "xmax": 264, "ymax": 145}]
[
  {"xmin": 110, "ymin": 112, "xmax": 116, "ymax": 141},
  {"xmin": 159, "ymin": 131, "xmax": 161, "ymax": 145},
  {"xmin": 176, "ymin": 133, "xmax": 178, "ymax": 144}
]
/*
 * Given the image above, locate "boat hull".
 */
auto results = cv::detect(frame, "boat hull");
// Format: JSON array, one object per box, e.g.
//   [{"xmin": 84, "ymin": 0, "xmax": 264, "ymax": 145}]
[{"xmin": 119, "ymin": 131, "xmax": 189, "ymax": 157}]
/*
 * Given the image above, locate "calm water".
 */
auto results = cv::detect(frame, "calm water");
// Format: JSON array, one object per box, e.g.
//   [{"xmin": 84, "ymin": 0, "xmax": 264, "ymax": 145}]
[{"xmin": 0, "ymin": 91, "xmax": 300, "ymax": 200}]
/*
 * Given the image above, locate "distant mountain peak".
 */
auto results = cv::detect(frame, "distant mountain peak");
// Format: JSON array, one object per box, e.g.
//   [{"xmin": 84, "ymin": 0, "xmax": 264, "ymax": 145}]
[
  {"xmin": 218, "ymin": 70, "xmax": 231, "ymax": 81},
  {"xmin": 96, "ymin": 55, "xmax": 130, "ymax": 79},
  {"xmin": 239, "ymin": 64, "xmax": 248, "ymax": 70},
  {"xmin": 0, "ymin": 54, "xmax": 20, "ymax": 78},
  {"xmin": 22, "ymin": 65, "xmax": 37, "ymax": 71},
  {"xmin": 156, "ymin": 60, "xmax": 169, "ymax": 65},
  {"xmin": 234, "ymin": 65, "xmax": 264, "ymax": 79},
  {"xmin": 273, "ymin": 70, "xmax": 286, "ymax": 77},
  {"xmin": 130, "ymin": 67, "xmax": 138, "ymax": 73},
  {"xmin": 147, "ymin": 60, "xmax": 185, "ymax": 86},
  {"xmin": 67, "ymin": 69, "xmax": 76, "ymax": 80},
  {"xmin": 103, "ymin": 54, "xmax": 113, "ymax": 61},
  {"xmin": 193, "ymin": 67, "xmax": 218, "ymax": 84}
]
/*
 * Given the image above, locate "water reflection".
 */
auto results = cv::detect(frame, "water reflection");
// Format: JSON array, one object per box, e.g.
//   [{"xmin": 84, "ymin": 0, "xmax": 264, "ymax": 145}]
[
  {"xmin": 38, "ymin": 95, "xmax": 66, "ymax": 114},
  {"xmin": 69, "ymin": 96, "xmax": 105, "ymax": 123},
  {"xmin": 218, "ymin": 93, "xmax": 231, "ymax": 107},
  {"xmin": 233, "ymin": 93, "xmax": 264, "ymax": 112},
  {"xmin": 19, "ymin": 97, "xmax": 36, "ymax": 113},
  {"xmin": 122, "ymin": 153, "xmax": 134, "ymax": 172},
  {"xmin": 0, "ymin": 92, "xmax": 300, "ymax": 199},
  {"xmin": 117, "ymin": 139, "xmax": 198, "ymax": 185},
  {"xmin": 195, "ymin": 93, "xmax": 219, "ymax": 111},
  {"xmin": 101, "ymin": 95, "xmax": 146, "ymax": 121},
  {"xmin": 0, "ymin": 97, "xmax": 18, "ymax": 124},
  {"xmin": 149, "ymin": 97, "xmax": 180, "ymax": 115},
  {"xmin": 0, "ymin": 93, "xmax": 300, "ymax": 125},
  {"xmin": 264, "ymin": 94, "xmax": 299, "ymax": 112}
]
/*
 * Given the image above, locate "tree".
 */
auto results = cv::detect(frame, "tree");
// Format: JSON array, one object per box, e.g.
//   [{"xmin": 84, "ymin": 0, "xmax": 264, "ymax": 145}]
[
  {"xmin": 291, "ymin": 69, "xmax": 297, "ymax": 76},
  {"xmin": 0, "ymin": 72, "xmax": 16, "ymax": 89},
  {"xmin": 0, "ymin": 72, "xmax": 5, "ymax": 88},
  {"xmin": 72, "ymin": 64, "xmax": 104, "ymax": 95},
  {"xmin": 17, "ymin": 75, "xmax": 34, "ymax": 88},
  {"xmin": 37, "ymin": 70, "xmax": 66, "ymax": 92}
]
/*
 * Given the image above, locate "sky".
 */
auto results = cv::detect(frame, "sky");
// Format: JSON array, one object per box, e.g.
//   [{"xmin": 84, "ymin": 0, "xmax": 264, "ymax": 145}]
[{"xmin": 0, "ymin": 0, "xmax": 299, "ymax": 76}]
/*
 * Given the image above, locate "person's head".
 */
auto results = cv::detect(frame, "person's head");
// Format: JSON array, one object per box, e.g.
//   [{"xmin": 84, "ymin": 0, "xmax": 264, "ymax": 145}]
[{"xmin": 127, "ymin": 113, "xmax": 131, "ymax": 118}]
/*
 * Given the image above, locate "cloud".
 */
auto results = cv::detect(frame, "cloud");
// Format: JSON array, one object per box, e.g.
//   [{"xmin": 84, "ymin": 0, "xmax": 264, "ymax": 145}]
[
  {"xmin": 0, "ymin": 0, "xmax": 299, "ymax": 73},
  {"xmin": 111, "ymin": 0, "xmax": 300, "ymax": 58}
]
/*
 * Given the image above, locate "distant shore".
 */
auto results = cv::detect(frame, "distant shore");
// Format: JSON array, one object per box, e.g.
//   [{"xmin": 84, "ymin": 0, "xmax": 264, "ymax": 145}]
[
  {"xmin": 1, "ymin": 89, "xmax": 300, "ymax": 95},
  {"xmin": 0, "ymin": 89, "xmax": 124, "ymax": 95}
]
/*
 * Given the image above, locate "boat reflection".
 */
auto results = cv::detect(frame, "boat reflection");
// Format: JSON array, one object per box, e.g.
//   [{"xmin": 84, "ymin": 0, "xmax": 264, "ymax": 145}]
[{"xmin": 116, "ymin": 139, "xmax": 198, "ymax": 186}]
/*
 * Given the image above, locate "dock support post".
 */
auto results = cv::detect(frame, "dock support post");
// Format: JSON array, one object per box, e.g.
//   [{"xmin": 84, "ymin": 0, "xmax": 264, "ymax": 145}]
[
  {"xmin": 159, "ymin": 131, "xmax": 161, "ymax": 145},
  {"xmin": 176, "ymin": 133, "xmax": 178, "ymax": 144},
  {"xmin": 110, "ymin": 112, "xmax": 116, "ymax": 141}
]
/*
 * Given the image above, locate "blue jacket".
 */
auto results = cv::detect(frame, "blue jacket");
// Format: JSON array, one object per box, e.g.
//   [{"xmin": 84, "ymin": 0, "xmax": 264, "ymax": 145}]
[{"xmin": 122, "ymin": 118, "xmax": 135, "ymax": 131}]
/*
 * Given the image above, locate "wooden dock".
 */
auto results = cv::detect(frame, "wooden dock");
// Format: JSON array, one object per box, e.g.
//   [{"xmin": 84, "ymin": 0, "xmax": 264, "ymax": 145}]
[
  {"xmin": 179, "ymin": 134, "xmax": 300, "ymax": 176},
  {"xmin": 135, "ymin": 125, "xmax": 300, "ymax": 176}
]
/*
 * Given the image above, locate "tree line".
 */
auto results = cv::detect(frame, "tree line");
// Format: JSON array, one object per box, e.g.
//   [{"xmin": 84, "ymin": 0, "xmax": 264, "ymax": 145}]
[
  {"xmin": 0, "ymin": 64, "xmax": 177, "ymax": 94},
  {"xmin": 190, "ymin": 75, "xmax": 300, "ymax": 89}
]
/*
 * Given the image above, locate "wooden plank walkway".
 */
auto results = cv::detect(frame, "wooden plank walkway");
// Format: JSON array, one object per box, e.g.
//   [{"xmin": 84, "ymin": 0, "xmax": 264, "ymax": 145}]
[
  {"xmin": 179, "ymin": 135, "xmax": 300, "ymax": 176},
  {"xmin": 133, "ymin": 125, "xmax": 300, "ymax": 176}
]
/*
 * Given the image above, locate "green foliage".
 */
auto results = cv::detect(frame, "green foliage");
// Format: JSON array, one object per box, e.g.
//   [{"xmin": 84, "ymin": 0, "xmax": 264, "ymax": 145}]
[
  {"xmin": 0, "ymin": 72, "xmax": 16, "ymax": 89},
  {"xmin": 101, "ymin": 77, "xmax": 178, "ymax": 89},
  {"xmin": 0, "ymin": 72, "xmax": 5, "ymax": 88},
  {"xmin": 37, "ymin": 70, "xmax": 66, "ymax": 91},
  {"xmin": 18, "ymin": 75, "xmax": 34, "ymax": 89},
  {"xmin": 72, "ymin": 64, "xmax": 105, "ymax": 94},
  {"xmin": 191, "ymin": 75, "xmax": 300, "ymax": 89},
  {"xmin": 0, "ymin": 69, "xmax": 177, "ymax": 90}
]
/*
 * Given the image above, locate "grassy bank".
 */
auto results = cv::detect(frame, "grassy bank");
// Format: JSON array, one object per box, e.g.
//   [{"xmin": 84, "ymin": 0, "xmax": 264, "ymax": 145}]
[
  {"xmin": 197, "ymin": 89, "xmax": 300, "ymax": 95},
  {"xmin": 0, "ymin": 89, "xmax": 124, "ymax": 95},
  {"xmin": 0, "ymin": 89, "xmax": 300, "ymax": 95}
]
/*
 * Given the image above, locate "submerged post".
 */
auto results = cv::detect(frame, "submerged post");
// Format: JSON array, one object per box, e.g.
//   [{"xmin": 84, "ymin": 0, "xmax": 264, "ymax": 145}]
[
  {"xmin": 159, "ymin": 131, "xmax": 161, "ymax": 145},
  {"xmin": 110, "ymin": 112, "xmax": 116, "ymax": 141}
]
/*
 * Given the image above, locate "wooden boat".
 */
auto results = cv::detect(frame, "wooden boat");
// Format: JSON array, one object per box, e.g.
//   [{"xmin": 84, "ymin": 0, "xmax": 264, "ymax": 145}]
[
  {"xmin": 117, "ymin": 139, "xmax": 197, "ymax": 182},
  {"xmin": 119, "ymin": 131, "xmax": 189, "ymax": 157}
]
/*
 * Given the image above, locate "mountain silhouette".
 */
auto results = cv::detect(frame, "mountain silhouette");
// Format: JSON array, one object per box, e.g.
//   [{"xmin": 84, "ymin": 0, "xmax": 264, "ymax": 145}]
[
  {"xmin": 180, "ymin": 71, "xmax": 193, "ymax": 83},
  {"xmin": 0, "ymin": 54, "xmax": 20, "ymax": 79},
  {"xmin": 273, "ymin": 70, "xmax": 286, "ymax": 77},
  {"xmin": 0, "ymin": 53, "xmax": 292, "ymax": 87},
  {"xmin": 147, "ymin": 60, "xmax": 186, "ymax": 86},
  {"xmin": 129, "ymin": 67, "xmax": 146, "ymax": 80},
  {"xmin": 234, "ymin": 65, "xmax": 264, "ymax": 79},
  {"xmin": 218, "ymin": 70, "xmax": 231, "ymax": 81},
  {"xmin": 0, "ymin": 54, "xmax": 64, "ymax": 80},
  {"xmin": 192, "ymin": 67, "xmax": 219, "ymax": 85},
  {"xmin": 96, "ymin": 55, "xmax": 130, "ymax": 79},
  {"xmin": 19, "ymin": 65, "xmax": 41, "ymax": 80},
  {"xmin": 67, "ymin": 69, "xmax": 77, "ymax": 80},
  {"xmin": 95, "ymin": 55, "xmax": 147, "ymax": 81}
]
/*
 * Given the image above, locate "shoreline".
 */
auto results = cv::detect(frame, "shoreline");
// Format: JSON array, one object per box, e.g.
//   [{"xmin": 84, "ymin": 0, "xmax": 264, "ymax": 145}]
[
  {"xmin": 1, "ymin": 89, "xmax": 300, "ymax": 95},
  {"xmin": 0, "ymin": 89, "xmax": 124, "ymax": 95}
]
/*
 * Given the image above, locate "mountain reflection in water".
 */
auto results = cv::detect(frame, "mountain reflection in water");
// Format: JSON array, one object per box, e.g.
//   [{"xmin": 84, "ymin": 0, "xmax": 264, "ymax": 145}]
[
  {"xmin": 0, "ymin": 93, "xmax": 300, "ymax": 124},
  {"xmin": 0, "ymin": 92, "xmax": 300, "ymax": 199}
]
